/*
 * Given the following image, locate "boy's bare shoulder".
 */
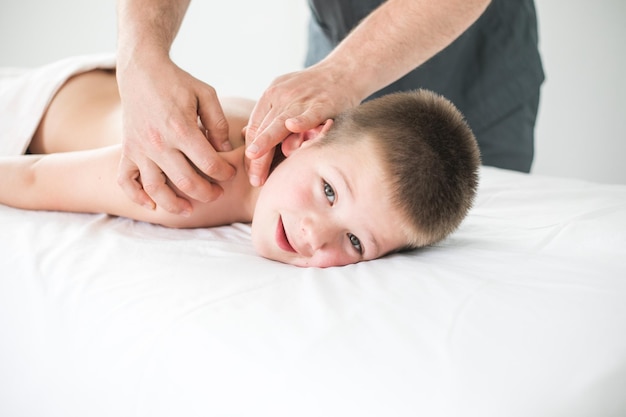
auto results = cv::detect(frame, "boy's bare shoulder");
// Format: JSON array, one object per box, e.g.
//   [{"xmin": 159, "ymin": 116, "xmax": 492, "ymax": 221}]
[{"xmin": 152, "ymin": 146, "xmax": 254, "ymax": 229}]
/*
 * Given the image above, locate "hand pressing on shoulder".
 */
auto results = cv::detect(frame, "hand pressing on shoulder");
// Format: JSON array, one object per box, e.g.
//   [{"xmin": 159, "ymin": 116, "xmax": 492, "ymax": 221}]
[{"xmin": 116, "ymin": 52, "xmax": 236, "ymax": 216}]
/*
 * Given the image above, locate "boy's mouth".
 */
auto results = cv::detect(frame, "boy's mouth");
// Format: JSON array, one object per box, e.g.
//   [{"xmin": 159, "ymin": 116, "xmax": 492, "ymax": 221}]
[{"xmin": 276, "ymin": 216, "xmax": 296, "ymax": 253}]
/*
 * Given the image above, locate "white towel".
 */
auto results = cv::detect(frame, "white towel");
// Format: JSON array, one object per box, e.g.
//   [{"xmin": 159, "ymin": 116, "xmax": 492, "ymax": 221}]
[{"xmin": 0, "ymin": 53, "xmax": 116, "ymax": 156}]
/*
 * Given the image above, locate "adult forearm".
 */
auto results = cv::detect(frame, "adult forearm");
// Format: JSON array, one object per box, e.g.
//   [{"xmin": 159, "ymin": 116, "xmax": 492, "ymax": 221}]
[
  {"xmin": 116, "ymin": 0, "xmax": 191, "ymax": 66},
  {"xmin": 318, "ymin": 0, "xmax": 491, "ymax": 101}
]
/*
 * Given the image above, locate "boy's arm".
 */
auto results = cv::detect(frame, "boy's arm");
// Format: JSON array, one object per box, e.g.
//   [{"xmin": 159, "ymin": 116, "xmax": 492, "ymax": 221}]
[
  {"xmin": 1, "ymin": 145, "xmax": 139, "ymax": 216},
  {"xmin": 0, "ymin": 144, "xmax": 251, "ymax": 229},
  {"xmin": 0, "ymin": 145, "xmax": 200, "ymax": 227}
]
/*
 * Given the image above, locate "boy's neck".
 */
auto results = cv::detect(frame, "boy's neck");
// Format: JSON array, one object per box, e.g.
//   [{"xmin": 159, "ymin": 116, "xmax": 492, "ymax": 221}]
[{"xmin": 222, "ymin": 146, "xmax": 262, "ymax": 221}]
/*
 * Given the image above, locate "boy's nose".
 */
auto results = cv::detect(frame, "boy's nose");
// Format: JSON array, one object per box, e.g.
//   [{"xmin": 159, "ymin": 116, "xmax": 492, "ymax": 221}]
[{"xmin": 299, "ymin": 215, "xmax": 336, "ymax": 254}]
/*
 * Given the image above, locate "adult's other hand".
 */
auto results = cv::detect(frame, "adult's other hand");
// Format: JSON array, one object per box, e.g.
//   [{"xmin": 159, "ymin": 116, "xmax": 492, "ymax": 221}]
[{"xmin": 244, "ymin": 63, "xmax": 361, "ymax": 187}]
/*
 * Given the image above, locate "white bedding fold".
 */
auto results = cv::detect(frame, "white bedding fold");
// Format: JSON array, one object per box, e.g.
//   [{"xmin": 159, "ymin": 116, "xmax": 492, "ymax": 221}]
[{"xmin": 0, "ymin": 53, "xmax": 115, "ymax": 156}]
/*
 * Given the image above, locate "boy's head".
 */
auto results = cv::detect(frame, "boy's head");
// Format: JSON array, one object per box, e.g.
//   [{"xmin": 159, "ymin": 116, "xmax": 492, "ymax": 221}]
[
  {"xmin": 251, "ymin": 89, "xmax": 480, "ymax": 268},
  {"xmin": 325, "ymin": 89, "xmax": 481, "ymax": 247}
]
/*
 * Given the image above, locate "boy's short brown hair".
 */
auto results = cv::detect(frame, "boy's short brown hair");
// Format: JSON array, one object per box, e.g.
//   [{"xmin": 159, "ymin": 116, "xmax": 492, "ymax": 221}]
[{"xmin": 322, "ymin": 89, "xmax": 481, "ymax": 248}]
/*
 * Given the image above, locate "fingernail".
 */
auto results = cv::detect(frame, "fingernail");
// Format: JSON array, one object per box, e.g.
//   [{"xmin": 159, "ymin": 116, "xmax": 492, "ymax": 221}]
[
  {"xmin": 221, "ymin": 140, "xmax": 233, "ymax": 151},
  {"xmin": 250, "ymin": 175, "xmax": 261, "ymax": 187},
  {"xmin": 181, "ymin": 209, "xmax": 192, "ymax": 218},
  {"xmin": 246, "ymin": 143, "xmax": 259, "ymax": 155}
]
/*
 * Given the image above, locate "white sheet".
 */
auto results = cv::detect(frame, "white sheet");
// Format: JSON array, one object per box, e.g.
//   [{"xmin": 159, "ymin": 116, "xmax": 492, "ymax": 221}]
[
  {"xmin": 0, "ymin": 54, "xmax": 116, "ymax": 156},
  {"xmin": 2, "ymin": 164, "xmax": 626, "ymax": 417}
]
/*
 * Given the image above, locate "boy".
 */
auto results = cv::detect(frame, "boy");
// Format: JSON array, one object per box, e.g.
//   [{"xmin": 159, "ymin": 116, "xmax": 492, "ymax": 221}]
[{"xmin": 0, "ymin": 58, "xmax": 480, "ymax": 268}]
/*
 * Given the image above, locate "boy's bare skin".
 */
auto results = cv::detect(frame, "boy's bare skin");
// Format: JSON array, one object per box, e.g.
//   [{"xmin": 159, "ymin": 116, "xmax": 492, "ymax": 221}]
[
  {"xmin": 9, "ymin": 70, "xmax": 260, "ymax": 228},
  {"xmin": 0, "ymin": 68, "xmax": 417, "ymax": 267},
  {"xmin": 31, "ymin": 70, "xmax": 124, "ymax": 153}
]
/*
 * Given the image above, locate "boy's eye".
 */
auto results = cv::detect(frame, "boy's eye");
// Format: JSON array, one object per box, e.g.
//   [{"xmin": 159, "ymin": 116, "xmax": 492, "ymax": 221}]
[
  {"xmin": 323, "ymin": 181, "xmax": 335, "ymax": 204},
  {"xmin": 347, "ymin": 233, "xmax": 363, "ymax": 254}
]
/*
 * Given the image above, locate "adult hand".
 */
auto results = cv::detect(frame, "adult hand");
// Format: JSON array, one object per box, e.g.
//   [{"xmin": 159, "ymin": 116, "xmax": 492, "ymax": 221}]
[
  {"xmin": 244, "ymin": 64, "xmax": 362, "ymax": 187},
  {"xmin": 242, "ymin": 0, "xmax": 492, "ymax": 188},
  {"xmin": 116, "ymin": 54, "xmax": 236, "ymax": 215}
]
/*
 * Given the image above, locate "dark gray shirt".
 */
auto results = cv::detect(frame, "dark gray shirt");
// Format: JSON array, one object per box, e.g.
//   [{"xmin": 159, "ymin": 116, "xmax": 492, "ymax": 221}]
[{"xmin": 306, "ymin": 0, "xmax": 545, "ymax": 144}]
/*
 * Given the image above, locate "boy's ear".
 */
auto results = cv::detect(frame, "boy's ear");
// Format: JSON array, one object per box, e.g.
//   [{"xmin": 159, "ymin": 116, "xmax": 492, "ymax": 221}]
[{"xmin": 281, "ymin": 119, "xmax": 334, "ymax": 157}]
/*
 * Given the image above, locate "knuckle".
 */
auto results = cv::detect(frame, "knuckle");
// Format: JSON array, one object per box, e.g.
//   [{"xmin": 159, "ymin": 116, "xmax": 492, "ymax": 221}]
[
  {"xmin": 168, "ymin": 118, "xmax": 188, "ymax": 139},
  {"xmin": 202, "ymin": 83, "xmax": 217, "ymax": 96},
  {"xmin": 142, "ymin": 172, "xmax": 166, "ymax": 196},
  {"xmin": 246, "ymin": 121, "xmax": 260, "ymax": 135},
  {"xmin": 142, "ymin": 180, "xmax": 161, "ymax": 195},
  {"xmin": 161, "ymin": 201, "xmax": 179, "ymax": 214},
  {"xmin": 213, "ymin": 116, "xmax": 229, "ymax": 133},
  {"xmin": 265, "ymin": 84, "xmax": 279, "ymax": 97},
  {"xmin": 146, "ymin": 127, "xmax": 166, "ymax": 150},
  {"xmin": 173, "ymin": 175, "xmax": 194, "ymax": 193},
  {"xmin": 197, "ymin": 157, "xmax": 219, "ymax": 176}
]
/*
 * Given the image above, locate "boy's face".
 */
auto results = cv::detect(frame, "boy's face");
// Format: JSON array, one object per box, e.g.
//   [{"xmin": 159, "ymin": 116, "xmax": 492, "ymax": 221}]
[{"xmin": 251, "ymin": 135, "xmax": 411, "ymax": 268}]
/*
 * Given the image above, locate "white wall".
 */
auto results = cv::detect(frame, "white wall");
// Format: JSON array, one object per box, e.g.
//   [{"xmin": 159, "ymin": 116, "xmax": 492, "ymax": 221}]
[
  {"xmin": 1, "ymin": 0, "xmax": 625, "ymax": 184},
  {"xmin": 0, "ymin": 0, "xmax": 309, "ymax": 98},
  {"xmin": 532, "ymin": 0, "xmax": 626, "ymax": 184}
]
